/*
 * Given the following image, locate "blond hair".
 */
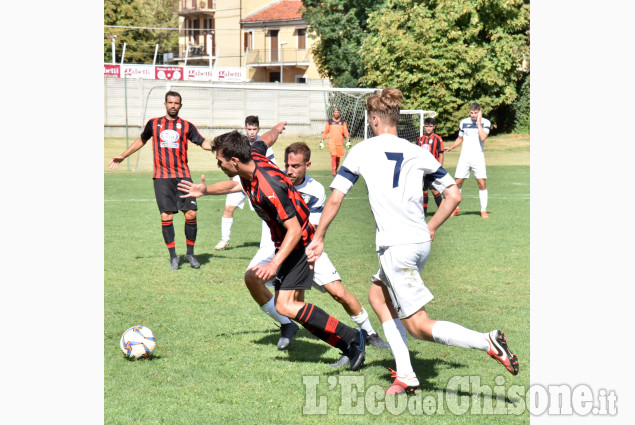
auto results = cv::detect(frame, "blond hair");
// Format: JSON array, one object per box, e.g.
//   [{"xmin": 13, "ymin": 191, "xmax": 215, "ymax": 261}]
[{"xmin": 366, "ymin": 87, "xmax": 403, "ymax": 126}]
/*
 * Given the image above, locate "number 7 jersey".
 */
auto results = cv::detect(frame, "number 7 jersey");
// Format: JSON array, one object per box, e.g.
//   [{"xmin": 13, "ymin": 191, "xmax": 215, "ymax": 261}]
[{"xmin": 330, "ymin": 133, "xmax": 456, "ymax": 250}]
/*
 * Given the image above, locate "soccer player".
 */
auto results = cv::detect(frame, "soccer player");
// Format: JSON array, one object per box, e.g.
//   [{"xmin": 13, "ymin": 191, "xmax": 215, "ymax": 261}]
[
  {"xmin": 213, "ymin": 116, "xmax": 277, "ymax": 250},
  {"xmin": 320, "ymin": 108, "xmax": 351, "ymax": 176},
  {"xmin": 177, "ymin": 124, "xmax": 367, "ymax": 371},
  {"xmin": 416, "ymin": 117, "xmax": 444, "ymax": 216},
  {"xmin": 241, "ymin": 142, "xmax": 389, "ymax": 357},
  {"xmin": 109, "ymin": 91, "xmax": 210, "ymax": 270},
  {"xmin": 444, "ymin": 102, "xmax": 491, "ymax": 218},
  {"xmin": 306, "ymin": 88, "xmax": 519, "ymax": 394}
]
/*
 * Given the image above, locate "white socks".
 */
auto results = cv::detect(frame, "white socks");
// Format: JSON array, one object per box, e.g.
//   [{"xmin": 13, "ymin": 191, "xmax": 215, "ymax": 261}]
[
  {"xmin": 479, "ymin": 189, "xmax": 488, "ymax": 212},
  {"xmin": 382, "ymin": 319, "xmax": 413, "ymax": 376},
  {"xmin": 350, "ymin": 308, "xmax": 375, "ymax": 335},
  {"xmin": 221, "ymin": 217, "xmax": 233, "ymax": 241},
  {"xmin": 431, "ymin": 321, "xmax": 489, "ymax": 351},
  {"xmin": 259, "ymin": 297, "xmax": 291, "ymax": 325}
]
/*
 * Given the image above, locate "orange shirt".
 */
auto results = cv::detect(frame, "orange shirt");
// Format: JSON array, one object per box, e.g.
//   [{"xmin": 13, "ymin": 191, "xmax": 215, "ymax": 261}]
[{"xmin": 322, "ymin": 118, "xmax": 349, "ymax": 145}]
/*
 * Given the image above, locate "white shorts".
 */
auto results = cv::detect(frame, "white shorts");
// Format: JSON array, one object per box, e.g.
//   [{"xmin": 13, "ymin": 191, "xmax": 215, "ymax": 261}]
[
  {"xmin": 372, "ymin": 242, "xmax": 434, "ymax": 319},
  {"xmin": 225, "ymin": 176, "xmax": 254, "ymax": 210},
  {"xmin": 310, "ymin": 251, "xmax": 341, "ymax": 293},
  {"xmin": 455, "ymin": 153, "xmax": 487, "ymax": 180}
]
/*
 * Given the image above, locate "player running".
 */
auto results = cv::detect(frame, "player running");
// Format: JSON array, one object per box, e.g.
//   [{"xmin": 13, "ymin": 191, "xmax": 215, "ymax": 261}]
[
  {"xmin": 242, "ymin": 142, "xmax": 389, "ymax": 359},
  {"xmin": 306, "ymin": 88, "xmax": 519, "ymax": 394},
  {"xmin": 178, "ymin": 124, "xmax": 367, "ymax": 371}
]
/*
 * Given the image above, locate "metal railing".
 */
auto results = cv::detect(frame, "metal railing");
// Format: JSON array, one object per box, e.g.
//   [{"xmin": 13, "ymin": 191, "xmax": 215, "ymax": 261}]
[{"xmin": 245, "ymin": 48, "xmax": 310, "ymax": 65}]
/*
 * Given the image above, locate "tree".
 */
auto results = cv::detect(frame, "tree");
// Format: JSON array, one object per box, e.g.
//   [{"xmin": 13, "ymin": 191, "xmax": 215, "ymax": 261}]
[
  {"xmin": 360, "ymin": 0, "xmax": 530, "ymax": 135},
  {"xmin": 302, "ymin": 0, "xmax": 385, "ymax": 87},
  {"xmin": 104, "ymin": 0, "xmax": 179, "ymax": 64}
]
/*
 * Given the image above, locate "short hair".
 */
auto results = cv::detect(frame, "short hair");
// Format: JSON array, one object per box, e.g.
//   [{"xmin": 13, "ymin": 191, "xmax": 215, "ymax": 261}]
[
  {"xmin": 333, "ymin": 108, "xmax": 341, "ymax": 113},
  {"xmin": 211, "ymin": 130, "xmax": 252, "ymax": 163},
  {"xmin": 245, "ymin": 115, "xmax": 259, "ymax": 127},
  {"xmin": 366, "ymin": 87, "xmax": 403, "ymax": 125},
  {"xmin": 469, "ymin": 102, "xmax": 481, "ymax": 111},
  {"xmin": 285, "ymin": 142, "xmax": 311, "ymax": 162},
  {"xmin": 424, "ymin": 117, "xmax": 436, "ymax": 126},
  {"xmin": 165, "ymin": 91, "xmax": 182, "ymax": 103}
]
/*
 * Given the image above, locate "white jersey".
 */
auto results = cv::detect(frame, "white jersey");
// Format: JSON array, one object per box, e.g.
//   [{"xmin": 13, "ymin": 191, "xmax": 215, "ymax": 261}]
[
  {"xmin": 331, "ymin": 133, "xmax": 455, "ymax": 250},
  {"xmin": 293, "ymin": 174, "xmax": 325, "ymax": 226},
  {"xmin": 458, "ymin": 117, "xmax": 491, "ymax": 155}
]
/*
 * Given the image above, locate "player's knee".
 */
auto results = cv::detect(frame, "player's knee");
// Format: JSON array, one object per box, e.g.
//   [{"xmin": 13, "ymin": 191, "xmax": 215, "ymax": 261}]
[
  {"xmin": 244, "ymin": 269, "xmax": 262, "ymax": 288},
  {"xmin": 223, "ymin": 205, "xmax": 236, "ymax": 217},
  {"xmin": 184, "ymin": 210, "xmax": 197, "ymax": 220}
]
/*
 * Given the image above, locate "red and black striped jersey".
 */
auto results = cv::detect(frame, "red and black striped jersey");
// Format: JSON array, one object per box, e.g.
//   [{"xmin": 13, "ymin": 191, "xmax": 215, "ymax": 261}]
[
  {"xmin": 240, "ymin": 141, "xmax": 314, "ymax": 250},
  {"xmin": 140, "ymin": 117, "xmax": 205, "ymax": 179},
  {"xmin": 416, "ymin": 133, "xmax": 444, "ymax": 162}
]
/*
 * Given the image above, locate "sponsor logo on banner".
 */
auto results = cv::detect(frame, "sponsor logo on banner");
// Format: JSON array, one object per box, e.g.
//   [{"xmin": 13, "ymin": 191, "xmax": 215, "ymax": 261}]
[
  {"xmin": 156, "ymin": 66, "xmax": 184, "ymax": 80},
  {"xmin": 122, "ymin": 65, "xmax": 154, "ymax": 79},
  {"xmin": 186, "ymin": 67, "xmax": 214, "ymax": 81},
  {"xmin": 104, "ymin": 64, "xmax": 120, "ymax": 78},
  {"xmin": 213, "ymin": 68, "xmax": 246, "ymax": 82}
]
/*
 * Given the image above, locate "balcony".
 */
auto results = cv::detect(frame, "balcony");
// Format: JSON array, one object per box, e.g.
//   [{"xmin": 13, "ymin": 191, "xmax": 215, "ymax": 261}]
[
  {"xmin": 179, "ymin": 0, "xmax": 216, "ymax": 16},
  {"xmin": 245, "ymin": 48, "xmax": 311, "ymax": 68}
]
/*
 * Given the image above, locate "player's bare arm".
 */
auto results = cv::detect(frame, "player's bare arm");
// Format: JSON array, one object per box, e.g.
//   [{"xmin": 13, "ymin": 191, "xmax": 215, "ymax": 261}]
[
  {"xmin": 251, "ymin": 216, "xmax": 302, "ymax": 281},
  {"xmin": 201, "ymin": 140, "xmax": 212, "ymax": 151},
  {"xmin": 306, "ymin": 189, "xmax": 345, "ymax": 262},
  {"xmin": 259, "ymin": 121, "xmax": 287, "ymax": 147},
  {"xmin": 444, "ymin": 136, "xmax": 463, "ymax": 153},
  {"xmin": 476, "ymin": 111, "xmax": 488, "ymax": 142},
  {"xmin": 177, "ymin": 176, "xmax": 241, "ymax": 197},
  {"xmin": 109, "ymin": 137, "xmax": 147, "ymax": 168},
  {"xmin": 427, "ymin": 185, "xmax": 461, "ymax": 241}
]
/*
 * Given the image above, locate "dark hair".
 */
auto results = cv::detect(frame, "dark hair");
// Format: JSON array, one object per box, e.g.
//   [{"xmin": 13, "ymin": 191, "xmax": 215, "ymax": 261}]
[
  {"xmin": 165, "ymin": 91, "xmax": 182, "ymax": 103},
  {"xmin": 245, "ymin": 115, "xmax": 259, "ymax": 127},
  {"xmin": 285, "ymin": 142, "xmax": 311, "ymax": 162},
  {"xmin": 469, "ymin": 102, "xmax": 481, "ymax": 111},
  {"xmin": 366, "ymin": 87, "xmax": 403, "ymax": 125},
  {"xmin": 211, "ymin": 130, "xmax": 252, "ymax": 163},
  {"xmin": 424, "ymin": 117, "xmax": 436, "ymax": 126}
]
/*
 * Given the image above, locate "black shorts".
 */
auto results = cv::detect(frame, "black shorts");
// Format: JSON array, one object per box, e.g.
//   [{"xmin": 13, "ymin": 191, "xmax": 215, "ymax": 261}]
[
  {"xmin": 273, "ymin": 248, "xmax": 314, "ymax": 292},
  {"xmin": 153, "ymin": 178, "xmax": 198, "ymax": 213}
]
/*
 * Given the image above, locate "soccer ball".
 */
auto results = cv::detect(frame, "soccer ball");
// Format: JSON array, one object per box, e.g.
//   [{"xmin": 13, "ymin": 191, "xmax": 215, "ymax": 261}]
[{"xmin": 120, "ymin": 326, "xmax": 157, "ymax": 360}]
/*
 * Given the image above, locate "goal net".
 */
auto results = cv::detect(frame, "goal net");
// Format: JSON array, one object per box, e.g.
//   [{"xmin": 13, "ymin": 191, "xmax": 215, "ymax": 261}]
[{"xmin": 364, "ymin": 109, "xmax": 437, "ymax": 143}]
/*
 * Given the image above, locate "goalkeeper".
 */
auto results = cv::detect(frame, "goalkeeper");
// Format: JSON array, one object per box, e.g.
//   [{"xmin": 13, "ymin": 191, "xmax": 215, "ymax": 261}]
[{"xmin": 320, "ymin": 108, "xmax": 350, "ymax": 176}]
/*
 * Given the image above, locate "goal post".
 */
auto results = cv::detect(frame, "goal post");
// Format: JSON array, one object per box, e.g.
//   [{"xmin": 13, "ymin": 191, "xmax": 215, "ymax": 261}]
[{"xmin": 364, "ymin": 109, "xmax": 437, "ymax": 143}]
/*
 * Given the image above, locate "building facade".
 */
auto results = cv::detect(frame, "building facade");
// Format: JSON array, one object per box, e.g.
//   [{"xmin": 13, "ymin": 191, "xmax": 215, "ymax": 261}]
[{"xmin": 176, "ymin": 0, "xmax": 321, "ymax": 83}]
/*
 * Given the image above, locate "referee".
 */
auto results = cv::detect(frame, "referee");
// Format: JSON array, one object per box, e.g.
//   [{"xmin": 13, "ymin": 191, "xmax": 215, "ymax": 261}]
[{"xmin": 109, "ymin": 91, "xmax": 211, "ymax": 270}]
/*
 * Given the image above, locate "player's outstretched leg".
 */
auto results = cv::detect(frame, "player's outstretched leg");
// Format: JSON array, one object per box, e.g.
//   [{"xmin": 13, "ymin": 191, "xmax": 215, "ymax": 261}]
[{"xmin": 291, "ymin": 301, "xmax": 366, "ymax": 371}]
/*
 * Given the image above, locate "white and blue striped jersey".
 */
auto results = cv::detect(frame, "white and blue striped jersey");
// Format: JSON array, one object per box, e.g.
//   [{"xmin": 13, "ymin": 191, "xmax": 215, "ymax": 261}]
[
  {"xmin": 330, "ymin": 133, "xmax": 455, "ymax": 250},
  {"xmin": 458, "ymin": 117, "xmax": 491, "ymax": 155},
  {"xmin": 294, "ymin": 175, "xmax": 325, "ymax": 227}
]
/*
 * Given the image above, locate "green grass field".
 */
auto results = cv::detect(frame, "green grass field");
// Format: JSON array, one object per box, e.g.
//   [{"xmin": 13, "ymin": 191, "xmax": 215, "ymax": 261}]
[{"xmin": 104, "ymin": 135, "xmax": 529, "ymax": 424}]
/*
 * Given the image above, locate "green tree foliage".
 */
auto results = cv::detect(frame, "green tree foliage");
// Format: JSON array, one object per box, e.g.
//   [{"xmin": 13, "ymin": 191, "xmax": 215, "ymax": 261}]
[
  {"xmin": 359, "ymin": 0, "xmax": 530, "ymax": 135},
  {"xmin": 104, "ymin": 0, "xmax": 179, "ymax": 64},
  {"xmin": 302, "ymin": 0, "xmax": 385, "ymax": 87},
  {"xmin": 513, "ymin": 72, "xmax": 530, "ymax": 133}
]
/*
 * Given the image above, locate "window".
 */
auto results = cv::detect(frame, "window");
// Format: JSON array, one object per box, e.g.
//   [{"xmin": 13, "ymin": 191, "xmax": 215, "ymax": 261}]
[
  {"xmin": 296, "ymin": 28, "xmax": 306, "ymax": 50},
  {"xmin": 244, "ymin": 31, "xmax": 253, "ymax": 52}
]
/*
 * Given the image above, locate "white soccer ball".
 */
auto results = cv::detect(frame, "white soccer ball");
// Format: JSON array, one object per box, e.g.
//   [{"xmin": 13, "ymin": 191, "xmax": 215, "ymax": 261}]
[{"xmin": 120, "ymin": 326, "xmax": 157, "ymax": 360}]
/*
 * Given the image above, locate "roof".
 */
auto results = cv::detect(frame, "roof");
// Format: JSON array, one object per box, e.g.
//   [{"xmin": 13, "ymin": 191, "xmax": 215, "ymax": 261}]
[{"xmin": 242, "ymin": 1, "xmax": 305, "ymax": 23}]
